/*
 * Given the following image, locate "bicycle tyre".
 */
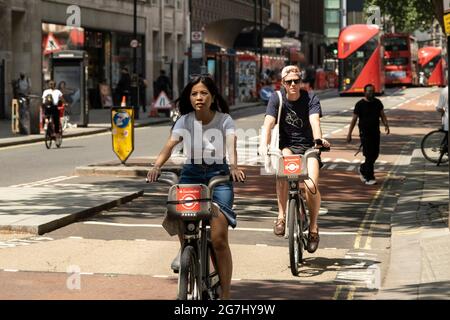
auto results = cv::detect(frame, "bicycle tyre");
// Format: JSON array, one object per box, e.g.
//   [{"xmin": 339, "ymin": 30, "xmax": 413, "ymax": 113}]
[
  {"xmin": 288, "ymin": 198, "xmax": 301, "ymax": 276},
  {"xmin": 45, "ymin": 127, "xmax": 52, "ymax": 149},
  {"xmin": 178, "ymin": 245, "xmax": 200, "ymax": 300},
  {"xmin": 55, "ymin": 133, "xmax": 62, "ymax": 148},
  {"xmin": 421, "ymin": 130, "xmax": 449, "ymax": 164}
]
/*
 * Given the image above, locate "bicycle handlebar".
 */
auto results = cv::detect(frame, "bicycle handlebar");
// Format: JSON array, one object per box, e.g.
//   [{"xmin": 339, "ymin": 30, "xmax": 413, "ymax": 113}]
[{"xmin": 146, "ymin": 171, "xmax": 234, "ymax": 191}]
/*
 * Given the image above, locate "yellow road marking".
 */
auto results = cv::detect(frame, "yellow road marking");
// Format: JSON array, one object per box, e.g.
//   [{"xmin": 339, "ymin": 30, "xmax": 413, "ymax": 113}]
[
  {"xmin": 347, "ymin": 286, "xmax": 356, "ymax": 300},
  {"xmin": 333, "ymin": 285, "xmax": 343, "ymax": 300}
]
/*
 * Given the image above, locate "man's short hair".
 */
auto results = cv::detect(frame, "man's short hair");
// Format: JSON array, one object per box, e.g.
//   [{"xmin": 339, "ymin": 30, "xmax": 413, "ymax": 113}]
[{"xmin": 364, "ymin": 84, "xmax": 374, "ymax": 91}]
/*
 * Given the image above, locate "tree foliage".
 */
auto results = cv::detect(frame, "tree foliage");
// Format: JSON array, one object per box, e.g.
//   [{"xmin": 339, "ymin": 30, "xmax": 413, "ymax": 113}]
[{"xmin": 364, "ymin": 0, "xmax": 436, "ymax": 33}]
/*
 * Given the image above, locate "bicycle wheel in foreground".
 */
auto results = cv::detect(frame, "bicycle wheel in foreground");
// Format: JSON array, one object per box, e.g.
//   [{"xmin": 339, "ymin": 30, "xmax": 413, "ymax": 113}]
[
  {"xmin": 55, "ymin": 133, "xmax": 62, "ymax": 148},
  {"xmin": 45, "ymin": 128, "xmax": 52, "ymax": 149},
  {"xmin": 288, "ymin": 198, "xmax": 302, "ymax": 276},
  {"xmin": 421, "ymin": 130, "xmax": 448, "ymax": 164},
  {"xmin": 178, "ymin": 245, "xmax": 200, "ymax": 300}
]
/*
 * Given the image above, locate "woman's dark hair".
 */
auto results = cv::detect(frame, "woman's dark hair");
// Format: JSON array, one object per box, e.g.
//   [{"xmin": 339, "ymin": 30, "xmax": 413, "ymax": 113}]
[{"xmin": 175, "ymin": 76, "xmax": 230, "ymax": 115}]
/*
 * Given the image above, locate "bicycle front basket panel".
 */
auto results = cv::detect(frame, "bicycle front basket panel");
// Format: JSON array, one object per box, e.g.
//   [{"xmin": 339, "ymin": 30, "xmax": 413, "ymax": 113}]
[
  {"xmin": 166, "ymin": 184, "xmax": 212, "ymax": 220},
  {"xmin": 276, "ymin": 155, "xmax": 309, "ymax": 179}
]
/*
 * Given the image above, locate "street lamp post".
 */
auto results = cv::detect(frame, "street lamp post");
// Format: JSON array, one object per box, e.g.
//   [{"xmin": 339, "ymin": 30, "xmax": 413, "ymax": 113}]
[{"xmin": 132, "ymin": 0, "xmax": 139, "ymax": 119}]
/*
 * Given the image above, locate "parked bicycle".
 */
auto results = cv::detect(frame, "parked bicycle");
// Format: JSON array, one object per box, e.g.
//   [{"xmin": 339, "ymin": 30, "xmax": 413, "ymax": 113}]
[
  {"xmin": 148, "ymin": 171, "xmax": 231, "ymax": 300},
  {"xmin": 421, "ymin": 127, "xmax": 448, "ymax": 166},
  {"xmin": 270, "ymin": 140, "xmax": 330, "ymax": 276}
]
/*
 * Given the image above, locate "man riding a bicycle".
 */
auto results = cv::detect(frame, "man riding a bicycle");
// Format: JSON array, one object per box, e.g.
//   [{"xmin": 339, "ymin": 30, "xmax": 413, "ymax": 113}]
[
  {"xmin": 260, "ymin": 65, "xmax": 330, "ymax": 253},
  {"xmin": 42, "ymin": 80, "xmax": 65, "ymax": 138}
]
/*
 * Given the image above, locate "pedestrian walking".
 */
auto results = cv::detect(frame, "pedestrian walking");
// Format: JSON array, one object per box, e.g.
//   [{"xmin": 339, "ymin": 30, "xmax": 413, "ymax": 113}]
[{"xmin": 346, "ymin": 84, "xmax": 390, "ymax": 185}]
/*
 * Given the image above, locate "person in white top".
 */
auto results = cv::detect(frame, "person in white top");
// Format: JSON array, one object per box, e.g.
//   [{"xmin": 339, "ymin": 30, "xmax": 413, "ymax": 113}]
[
  {"xmin": 42, "ymin": 80, "xmax": 65, "ymax": 135},
  {"xmin": 436, "ymin": 86, "xmax": 448, "ymax": 132},
  {"xmin": 147, "ymin": 75, "xmax": 245, "ymax": 299}
]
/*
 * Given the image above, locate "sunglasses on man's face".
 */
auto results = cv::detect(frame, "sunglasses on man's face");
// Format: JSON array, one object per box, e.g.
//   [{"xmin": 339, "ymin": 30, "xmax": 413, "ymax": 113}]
[{"xmin": 284, "ymin": 79, "xmax": 301, "ymax": 85}]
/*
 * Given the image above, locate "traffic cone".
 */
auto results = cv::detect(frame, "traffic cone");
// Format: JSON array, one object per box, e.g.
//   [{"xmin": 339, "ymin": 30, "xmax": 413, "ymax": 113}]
[
  {"xmin": 120, "ymin": 96, "xmax": 126, "ymax": 107},
  {"xmin": 149, "ymin": 102, "xmax": 159, "ymax": 117}
]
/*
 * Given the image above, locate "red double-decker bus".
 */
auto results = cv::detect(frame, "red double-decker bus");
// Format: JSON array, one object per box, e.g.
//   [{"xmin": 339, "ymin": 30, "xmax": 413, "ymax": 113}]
[
  {"xmin": 338, "ymin": 24, "xmax": 384, "ymax": 95},
  {"xmin": 418, "ymin": 47, "xmax": 447, "ymax": 87},
  {"xmin": 382, "ymin": 33, "xmax": 418, "ymax": 86}
]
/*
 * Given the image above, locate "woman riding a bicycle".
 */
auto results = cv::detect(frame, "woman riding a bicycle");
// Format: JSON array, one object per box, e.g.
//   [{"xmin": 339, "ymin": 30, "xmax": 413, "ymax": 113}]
[{"xmin": 147, "ymin": 75, "xmax": 245, "ymax": 299}]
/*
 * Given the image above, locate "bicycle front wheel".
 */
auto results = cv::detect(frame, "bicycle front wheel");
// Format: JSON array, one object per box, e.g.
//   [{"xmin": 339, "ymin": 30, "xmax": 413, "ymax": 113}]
[
  {"xmin": 178, "ymin": 245, "xmax": 201, "ymax": 300},
  {"xmin": 55, "ymin": 133, "xmax": 62, "ymax": 148},
  {"xmin": 288, "ymin": 198, "xmax": 302, "ymax": 276},
  {"xmin": 45, "ymin": 129, "xmax": 52, "ymax": 149},
  {"xmin": 421, "ymin": 130, "xmax": 448, "ymax": 164}
]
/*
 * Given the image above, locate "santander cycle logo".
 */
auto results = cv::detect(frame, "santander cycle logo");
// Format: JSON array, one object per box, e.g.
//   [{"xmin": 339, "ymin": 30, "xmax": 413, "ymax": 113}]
[
  {"xmin": 177, "ymin": 187, "xmax": 201, "ymax": 212},
  {"xmin": 283, "ymin": 156, "xmax": 302, "ymax": 175}
]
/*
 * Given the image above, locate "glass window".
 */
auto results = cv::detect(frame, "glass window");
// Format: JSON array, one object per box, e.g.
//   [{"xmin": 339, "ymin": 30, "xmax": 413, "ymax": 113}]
[
  {"xmin": 325, "ymin": 24, "xmax": 340, "ymax": 38},
  {"xmin": 384, "ymin": 57, "xmax": 409, "ymax": 66},
  {"xmin": 325, "ymin": 9, "xmax": 340, "ymax": 23},
  {"xmin": 342, "ymin": 37, "xmax": 378, "ymax": 88},
  {"xmin": 383, "ymin": 37, "xmax": 408, "ymax": 51},
  {"xmin": 421, "ymin": 55, "xmax": 441, "ymax": 78},
  {"xmin": 325, "ymin": 0, "xmax": 340, "ymax": 9}
]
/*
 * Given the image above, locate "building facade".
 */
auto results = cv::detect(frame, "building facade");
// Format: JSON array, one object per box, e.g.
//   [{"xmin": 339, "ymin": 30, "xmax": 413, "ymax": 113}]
[{"xmin": 0, "ymin": 0, "xmax": 188, "ymax": 119}]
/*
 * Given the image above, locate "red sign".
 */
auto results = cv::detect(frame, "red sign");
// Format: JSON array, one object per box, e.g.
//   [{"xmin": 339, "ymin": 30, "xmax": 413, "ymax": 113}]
[
  {"xmin": 283, "ymin": 156, "xmax": 302, "ymax": 175},
  {"xmin": 43, "ymin": 33, "xmax": 62, "ymax": 55},
  {"xmin": 177, "ymin": 186, "xmax": 201, "ymax": 212}
]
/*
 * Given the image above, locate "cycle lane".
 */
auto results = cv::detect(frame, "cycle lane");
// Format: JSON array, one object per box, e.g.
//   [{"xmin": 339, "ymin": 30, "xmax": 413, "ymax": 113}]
[{"xmin": 0, "ymin": 90, "xmax": 442, "ymax": 300}]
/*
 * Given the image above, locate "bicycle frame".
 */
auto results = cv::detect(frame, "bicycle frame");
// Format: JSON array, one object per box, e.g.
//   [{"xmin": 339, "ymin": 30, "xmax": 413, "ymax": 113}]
[{"xmin": 156, "ymin": 172, "xmax": 228, "ymax": 300}]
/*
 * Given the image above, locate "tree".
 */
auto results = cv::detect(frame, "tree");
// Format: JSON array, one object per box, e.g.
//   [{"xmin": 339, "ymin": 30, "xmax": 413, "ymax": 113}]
[{"xmin": 364, "ymin": 0, "xmax": 436, "ymax": 33}]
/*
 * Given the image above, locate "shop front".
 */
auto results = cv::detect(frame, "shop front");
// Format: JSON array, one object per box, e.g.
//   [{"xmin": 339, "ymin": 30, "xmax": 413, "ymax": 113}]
[{"xmin": 42, "ymin": 23, "xmax": 145, "ymax": 109}]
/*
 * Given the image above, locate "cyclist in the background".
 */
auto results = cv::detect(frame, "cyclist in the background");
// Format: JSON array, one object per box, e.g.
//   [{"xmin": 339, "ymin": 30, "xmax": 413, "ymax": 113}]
[
  {"xmin": 436, "ymin": 85, "xmax": 448, "ymax": 133},
  {"xmin": 42, "ymin": 80, "xmax": 65, "ymax": 137}
]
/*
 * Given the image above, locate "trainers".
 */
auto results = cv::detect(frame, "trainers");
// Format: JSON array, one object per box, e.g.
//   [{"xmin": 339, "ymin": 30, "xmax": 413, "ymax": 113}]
[
  {"xmin": 273, "ymin": 218, "xmax": 285, "ymax": 237},
  {"xmin": 171, "ymin": 249, "xmax": 181, "ymax": 273},
  {"xmin": 365, "ymin": 179, "xmax": 377, "ymax": 185},
  {"xmin": 358, "ymin": 167, "xmax": 366, "ymax": 183}
]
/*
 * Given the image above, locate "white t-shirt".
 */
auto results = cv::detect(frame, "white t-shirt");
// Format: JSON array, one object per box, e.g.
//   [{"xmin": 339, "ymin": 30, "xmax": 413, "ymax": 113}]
[
  {"xmin": 437, "ymin": 86, "xmax": 448, "ymax": 131},
  {"xmin": 42, "ymin": 89, "xmax": 63, "ymax": 105},
  {"xmin": 171, "ymin": 112, "xmax": 236, "ymax": 164}
]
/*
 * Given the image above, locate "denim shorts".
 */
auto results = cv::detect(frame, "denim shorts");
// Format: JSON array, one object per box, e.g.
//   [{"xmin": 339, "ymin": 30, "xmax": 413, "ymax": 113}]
[{"xmin": 179, "ymin": 163, "xmax": 236, "ymax": 228}]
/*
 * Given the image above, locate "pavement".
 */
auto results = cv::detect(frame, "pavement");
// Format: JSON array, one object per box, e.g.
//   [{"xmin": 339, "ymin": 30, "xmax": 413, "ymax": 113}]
[{"xmin": 0, "ymin": 89, "xmax": 449, "ymax": 299}]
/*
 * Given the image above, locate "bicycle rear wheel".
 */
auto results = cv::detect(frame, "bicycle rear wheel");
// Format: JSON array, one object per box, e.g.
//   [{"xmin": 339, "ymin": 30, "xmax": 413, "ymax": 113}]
[
  {"xmin": 178, "ymin": 245, "xmax": 200, "ymax": 300},
  {"xmin": 55, "ymin": 133, "xmax": 62, "ymax": 148},
  {"xmin": 421, "ymin": 130, "xmax": 449, "ymax": 164},
  {"xmin": 288, "ymin": 198, "xmax": 302, "ymax": 276}
]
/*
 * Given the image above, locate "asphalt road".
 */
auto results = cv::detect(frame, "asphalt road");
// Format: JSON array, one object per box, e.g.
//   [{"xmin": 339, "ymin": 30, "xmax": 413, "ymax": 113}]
[{"xmin": 0, "ymin": 87, "xmax": 441, "ymax": 300}]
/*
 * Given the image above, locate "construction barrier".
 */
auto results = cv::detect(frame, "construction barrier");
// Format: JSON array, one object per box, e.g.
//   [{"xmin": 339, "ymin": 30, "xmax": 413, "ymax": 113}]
[{"xmin": 11, "ymin": 99, "xmax": 19, "ymax": 133}]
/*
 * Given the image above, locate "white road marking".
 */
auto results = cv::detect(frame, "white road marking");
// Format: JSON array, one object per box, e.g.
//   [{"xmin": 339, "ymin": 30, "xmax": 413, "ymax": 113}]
[
  {"xmin": 10, "ymin": 176, "xmax": 78, "ymax": 188},
  {"xmin": 82, "ymin": 221, "xmax": 356, "ymax": 235},
  {"xmin": 3, "ymin": 269, "xmax": 19, "ymax": 272}
]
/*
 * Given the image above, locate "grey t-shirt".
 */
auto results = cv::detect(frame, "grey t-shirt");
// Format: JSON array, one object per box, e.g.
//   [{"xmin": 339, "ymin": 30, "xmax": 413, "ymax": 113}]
[{"xmin": 171, "ymin": 111, "xmax": 236, "ymax": 164}]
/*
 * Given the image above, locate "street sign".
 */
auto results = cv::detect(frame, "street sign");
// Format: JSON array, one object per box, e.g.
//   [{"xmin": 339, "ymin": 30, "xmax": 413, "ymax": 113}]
[
  {"xmin": 444, "ymin": 0, "xmax": 450, "ymax": 35},
  {"xmin": 263, "ymin": 38, "xmax": 282, "ymax": 48},
  {"xmin": 130, "ymin": 39, "xmax": 139, "ymax": 48},
  {"xmin": 191, "ymin": 42, "xmax": 203, "ymax": 59},
  {"xmin": 43, "ymin": 33, "xmax": 62, "ymax": 55},
  {"xmin": 154, "ymin": 91, "xmax": 172, "ymax": 110},
  {"xmin": 111, "ymin": 107, "xmax": 134, "ymax": 164},
  {"xmin": 191, "ymin": 31, "xmax": 203, "ymax": 42}
]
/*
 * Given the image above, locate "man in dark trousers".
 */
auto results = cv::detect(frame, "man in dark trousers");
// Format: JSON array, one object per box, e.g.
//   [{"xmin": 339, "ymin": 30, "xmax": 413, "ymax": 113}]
[
  {"xmin": 346, "ymin": 84, "xmax": 390, "ymax": 185},
  {"xmin": 116, "ymin": 67, "xmax": 131, "ymax": 104},
  {"xmin": 154, "ymin": 69, "xmax": 172, "ymax": 99}
]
